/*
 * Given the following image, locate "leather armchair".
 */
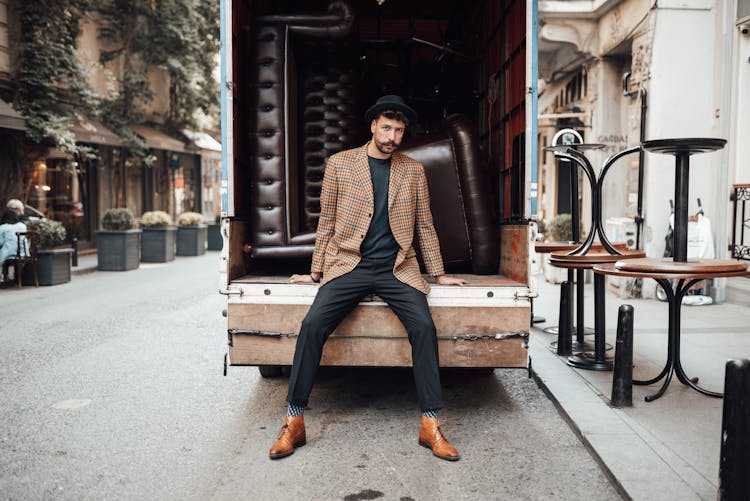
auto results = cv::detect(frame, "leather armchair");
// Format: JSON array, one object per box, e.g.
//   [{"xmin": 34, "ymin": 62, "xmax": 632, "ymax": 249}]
[{"xmin": 401, "ymin": 115, "xmax": 499, "ymax": 274}]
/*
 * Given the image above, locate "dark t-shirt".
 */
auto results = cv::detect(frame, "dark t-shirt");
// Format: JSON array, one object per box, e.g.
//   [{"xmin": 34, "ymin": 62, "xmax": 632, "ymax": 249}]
[{"xmin": 360, "ymin": 156, "xmax": 399, "ymax": 260}]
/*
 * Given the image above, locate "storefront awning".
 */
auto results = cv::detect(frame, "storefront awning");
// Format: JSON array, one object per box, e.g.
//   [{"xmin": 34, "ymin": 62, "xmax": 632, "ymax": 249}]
[
  {"xmin": 0, "ymin": 98, "xmax": 26, "ymax": 131},
  {"xmin": 182, "ymin": 129, "xmax": 222, "ymax": 152},
  {"xmin": 71, "ymin": 113, "xmax": 123, "ymax": 146},
  {"xmin": 130, "ymin": 124, "xmax": 186, "ymax": 152}
]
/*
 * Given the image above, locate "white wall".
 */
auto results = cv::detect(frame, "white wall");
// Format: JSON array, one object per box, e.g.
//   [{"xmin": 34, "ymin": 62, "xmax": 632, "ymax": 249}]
[
  {"xmin": 642, "ymin": 4, "xmax": 720, "ymax": 264},
  {"xmin": 733, "ymin": 29, "xmax": 750, "ymax": 185},
  {"xmin": 593, "ymin": 58, "xmax": 637, "ymax": 227}
]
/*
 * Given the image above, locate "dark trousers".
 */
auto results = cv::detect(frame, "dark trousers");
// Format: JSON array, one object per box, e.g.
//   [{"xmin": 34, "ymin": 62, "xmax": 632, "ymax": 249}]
[{"xmin": 286, "ymin": 257, "xmax": 444, "ymax": 411}]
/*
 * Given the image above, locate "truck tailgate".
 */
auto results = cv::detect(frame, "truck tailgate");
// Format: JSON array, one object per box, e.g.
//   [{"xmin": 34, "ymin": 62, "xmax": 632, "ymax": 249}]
[{"xmin": 226, "ymin": 275, "xmax": 530, "ymax": 368}]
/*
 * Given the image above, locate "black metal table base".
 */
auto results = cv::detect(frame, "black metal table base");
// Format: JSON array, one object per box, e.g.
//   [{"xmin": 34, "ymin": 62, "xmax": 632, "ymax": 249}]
[
  {"xmin": 568, "ymin": 352, "xmax": 613, "ymax": 371},
  {"xmin": 543, "ymin": 325, "xmax": 595, "ymax": 335},
  {"xmin": 633, "ymin": 278, "xmax": 723, "ymax": 401},
  {"xmin": 565, "ymin": 273, "xmax": 613, "ymax": 371},
  {"xmin": 549, "ymin": 338, "xmax": 612, "ymax": 352}
]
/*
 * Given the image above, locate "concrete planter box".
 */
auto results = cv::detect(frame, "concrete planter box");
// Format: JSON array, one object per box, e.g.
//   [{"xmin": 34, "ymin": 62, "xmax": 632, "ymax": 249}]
[
  {"xmin": 97, "ymin": 229, "xmax": 141, "ymax": 271},
  {"xmin": 23, "ymin": 248, "xmax": 72, "ymax": 286},
  {"xmin": 177, "ymin": 225, "xmax": 207, "ymax": 256},
  {"xmin": 207, "ymin": 223, "xmax": 222, "ymax": 251},
  {"xmin": 141, "ymin": 227, "xmax": 177, "ymax": 262}
]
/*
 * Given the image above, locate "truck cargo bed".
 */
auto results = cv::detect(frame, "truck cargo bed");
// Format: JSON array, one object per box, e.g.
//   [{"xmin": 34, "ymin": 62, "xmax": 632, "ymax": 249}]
[{"xmin": 226, "ymin": 274, "xmax": 530, "ymax": 369}]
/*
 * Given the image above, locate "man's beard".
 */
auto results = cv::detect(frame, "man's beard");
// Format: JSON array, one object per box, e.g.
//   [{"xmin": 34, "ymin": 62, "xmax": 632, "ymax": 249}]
[{"xmin": 374, "ymin": 138, "xmax": 399, "ymax": 154}]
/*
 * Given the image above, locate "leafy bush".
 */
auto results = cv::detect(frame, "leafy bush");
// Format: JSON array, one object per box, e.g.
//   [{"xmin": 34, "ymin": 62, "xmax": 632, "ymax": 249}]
[
  {"xmin": 25, "ymin": 219, "xmax": 67, "ymax": 249},
  {"xmin": 140, "ymin": 210, "xmax": 172, "ymax": 228},
  {"xmin": 536, "ymin": 219, "xmax": 547, "ymax": 236},
  {"xmin": 548, "ymin": 214, "xmax": 573, "ymax": 242},
  {"xmin": 101, "ymin": 208, "xmax": 135, "ymax": 230},
  {"xmin": 177, "ymin": 211, "xmax": 204, "ymax": 226}
]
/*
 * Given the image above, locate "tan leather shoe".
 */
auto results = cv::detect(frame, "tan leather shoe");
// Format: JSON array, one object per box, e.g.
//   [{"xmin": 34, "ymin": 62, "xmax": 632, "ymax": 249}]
[
  {"xmin": 418, "ymin": 416, "xmax": 460, "ymax": 461},
  {"xmin": 269, "ymin": 415, "xmax": 306, "ymax": 460}
]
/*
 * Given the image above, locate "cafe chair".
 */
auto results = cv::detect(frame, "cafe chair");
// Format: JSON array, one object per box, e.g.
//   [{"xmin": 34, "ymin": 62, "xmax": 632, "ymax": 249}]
[{"xmin": 4, "ymin": 231, "xmax": 39, "ymax": 288}]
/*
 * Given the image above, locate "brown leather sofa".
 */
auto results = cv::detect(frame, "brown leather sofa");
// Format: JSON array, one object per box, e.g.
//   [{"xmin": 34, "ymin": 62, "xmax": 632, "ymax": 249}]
[{"xmin": 401, "ymin": 115, "xmax": 499, "ymax": 274}]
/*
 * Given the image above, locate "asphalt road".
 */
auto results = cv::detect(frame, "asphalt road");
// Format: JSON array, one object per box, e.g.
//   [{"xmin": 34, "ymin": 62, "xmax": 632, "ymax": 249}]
[{"xmin": 0, "ymin": 253, "xmax": 621, "ymax": 500}]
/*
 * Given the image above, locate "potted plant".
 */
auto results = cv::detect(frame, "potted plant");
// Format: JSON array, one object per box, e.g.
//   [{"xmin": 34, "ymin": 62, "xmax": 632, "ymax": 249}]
[
  {"xmin": 23, "ymin": 219, "xmax": 73, "ymax": 285},
  {"xmin": 207, "ymin": 214, "xmax": 222, "ymax": 251},
  {"xmin": 176, "ymin": 211, "xmax": 207, "ymax": 256},
  {"xmin": 542, "ymin": 214, "xmax": 573, "ymax": 284},
  {"xmin": 97, "ymin": 208, "xmax": 141, "ymax": 271},
  {"xmin": 139, "ymin": 210, "xmax": 176, "ymax": 262},
  {"xmin": 548, "ymin": 213, "xmax": 573, "ymax": 243}
]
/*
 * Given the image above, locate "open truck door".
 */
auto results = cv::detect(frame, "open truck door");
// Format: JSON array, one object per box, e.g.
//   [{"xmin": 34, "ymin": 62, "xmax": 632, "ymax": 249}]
[{"xmin": 219, "ymin": 0, "xmax": 538, "ymax": 375}]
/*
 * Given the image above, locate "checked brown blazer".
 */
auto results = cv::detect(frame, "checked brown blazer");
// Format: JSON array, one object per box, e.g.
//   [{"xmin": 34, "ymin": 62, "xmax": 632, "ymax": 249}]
[{"xmin": 311, "ymin": 142, "xmax": 445, "ymax": 294}]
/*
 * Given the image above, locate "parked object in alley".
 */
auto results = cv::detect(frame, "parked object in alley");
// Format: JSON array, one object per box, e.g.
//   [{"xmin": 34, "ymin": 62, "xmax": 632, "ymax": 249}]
[
  {"xmin": 23, "ymin": 219, "xmax": 72, "ymax": 286},
  {"xmin": 140, "ymin": 211, "xmax": 176, "ymax": 263},
  {"xmin": 611, "ymin": 304, "xmax": 634, "ymax": 407},
  {"xmin": 207, "ymin": 216, "xmax": 222, "ymax": 251},
  {"xmin": 97, "ymin": 208, "xmax": 141, "ymax": 271},
  {"xmin": 718, "ymin": 358, "xmax": 750, "ymax": 501},
  {"xmin": 176, "ymin": 212, "xmax": 207, "ymax": 256}
]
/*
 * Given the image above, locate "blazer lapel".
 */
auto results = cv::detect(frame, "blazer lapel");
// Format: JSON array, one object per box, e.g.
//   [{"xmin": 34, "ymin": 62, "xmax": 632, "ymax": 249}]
[
  {"xmin": 352, "ymin": 143, "xmax": 373, "ymax": 204},
  {"xmin": 388, "ymin": 153, "xmax": 406, "ymax": 214}
]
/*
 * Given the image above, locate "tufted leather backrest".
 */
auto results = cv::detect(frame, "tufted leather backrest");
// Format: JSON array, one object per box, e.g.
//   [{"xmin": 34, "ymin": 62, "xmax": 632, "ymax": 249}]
[
  {"xmin": 249, "ymin": 25, "xmax": 290, "ymax": 248},
  {"xmin": 300, "ymin": 64, "xmax": 360, "ymax": 233},
  {"xmin": 248, "ymin": 4, "xmax": 360, "ymax": 256}
]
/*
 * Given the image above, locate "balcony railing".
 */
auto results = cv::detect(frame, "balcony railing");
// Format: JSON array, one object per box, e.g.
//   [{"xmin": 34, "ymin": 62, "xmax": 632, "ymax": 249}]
[{"xmin": 730, "ymin": 184, "xmax": 750, "ymax": 261}]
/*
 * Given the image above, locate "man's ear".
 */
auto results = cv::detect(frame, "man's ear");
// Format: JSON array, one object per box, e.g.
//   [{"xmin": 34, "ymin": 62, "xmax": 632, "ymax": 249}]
[{"xmin": 370, "ymin": 119, "xmax": 377, "ymax": 134}]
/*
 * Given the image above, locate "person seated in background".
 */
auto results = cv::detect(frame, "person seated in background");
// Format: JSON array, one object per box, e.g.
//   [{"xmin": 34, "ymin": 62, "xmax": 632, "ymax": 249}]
[
  {"xmin": 0, "ymin": 208, "xmax": 28, "ymax": 283},
  {"xmin": 5, "ymin": 199, "xmax": 27, "ymax": 221}
]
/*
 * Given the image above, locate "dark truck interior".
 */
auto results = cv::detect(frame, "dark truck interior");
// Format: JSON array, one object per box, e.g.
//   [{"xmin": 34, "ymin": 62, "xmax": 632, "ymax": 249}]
[{"xmin": 229, "ymin": 0, "xmax": 528, "ymax": 279}]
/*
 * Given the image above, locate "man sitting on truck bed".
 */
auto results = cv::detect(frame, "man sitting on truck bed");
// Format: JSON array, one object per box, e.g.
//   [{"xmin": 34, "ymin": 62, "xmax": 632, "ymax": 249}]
[{"xmin": 270, "ymin": 95, "xmax": 466, "ymax": 462}]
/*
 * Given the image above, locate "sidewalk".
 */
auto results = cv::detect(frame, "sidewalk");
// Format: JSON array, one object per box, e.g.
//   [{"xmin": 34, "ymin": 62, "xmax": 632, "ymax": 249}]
[
  {"xmin": 71, "ymin": 250, "xmax": 98, "ymax": 275},
  {"xmin": 529, "ymin": 267, "xmax": 750, "ymax": 500}
]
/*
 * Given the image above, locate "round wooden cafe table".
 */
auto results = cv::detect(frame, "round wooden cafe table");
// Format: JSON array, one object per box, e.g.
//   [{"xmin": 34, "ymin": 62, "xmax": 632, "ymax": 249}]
[
  {"xmin": 595, "ymin": 258, "xmax": 749, "ymax": 401},
  {"xmin": 545, "ymin": 143, "xmax": 645, "ymax": 369},
  {"xmin": 550, "ymin": 249, "xmax": 645, "ymax": 370},
  {"xmin": 535, "ymin": 242, "xmax": 628, "ymax": 344}
]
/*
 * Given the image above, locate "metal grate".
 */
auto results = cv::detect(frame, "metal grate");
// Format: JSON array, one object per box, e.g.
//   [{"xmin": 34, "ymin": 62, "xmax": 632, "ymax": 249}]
[{"xmin": 730, "ymin": 184, "xmax": 750, "ymax": 261}]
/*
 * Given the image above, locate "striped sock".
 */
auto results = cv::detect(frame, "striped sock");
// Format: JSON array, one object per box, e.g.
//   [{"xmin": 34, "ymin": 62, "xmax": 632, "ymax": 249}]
[
  {"xmin": 287, "ymin": 402, "xmax": 305, "ymax": 417},
  {"xmin": 422, "ymin": 409, "xmax": 438, "ymax": 419}
]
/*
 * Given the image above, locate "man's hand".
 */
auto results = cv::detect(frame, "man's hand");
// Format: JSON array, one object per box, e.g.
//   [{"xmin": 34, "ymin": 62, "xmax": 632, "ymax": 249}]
[
  {"xmin": 435, "ymin": 275, "xmax": 467, "ymax": 286},
  {"xmin": 289, "ymin": 272, "xmax": 321, "ymax": 284}
]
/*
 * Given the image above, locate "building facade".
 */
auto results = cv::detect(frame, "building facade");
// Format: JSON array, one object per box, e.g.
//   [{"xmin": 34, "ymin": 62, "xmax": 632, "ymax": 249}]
[
  {"xmin": 538, "ymin": 0, "xmax": 750, "ymax": 301},
  {"xmin": 0, "ymin": 2, "xmax": 220, "ymax": 249}
]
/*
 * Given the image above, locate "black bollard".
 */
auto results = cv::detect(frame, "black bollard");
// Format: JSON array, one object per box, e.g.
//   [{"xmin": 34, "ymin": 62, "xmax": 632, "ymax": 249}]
[
  {"xmin": 557, "ymin": 281, "xmax": 573, "ymax": 356},
  {"xmin": 611, "ymin": 305, "xmax": 634, "ymax": 407},
  {"xmin": 718, "ymin": 358, "xmax": 750, "ymax": 501},
  {"xmin": 72, "ymin": 237, "xmax": 78, "ymax": 267}
]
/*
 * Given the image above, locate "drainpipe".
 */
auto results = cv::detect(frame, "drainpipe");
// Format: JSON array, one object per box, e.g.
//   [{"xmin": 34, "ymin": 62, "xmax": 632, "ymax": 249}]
[
  {"xmin": 623, "ymin": 72, "xmax": 648, "ymax": 250},
  {"xmin": 636, "ymin": 88, "xmax": 648, "ymax": 250}
]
